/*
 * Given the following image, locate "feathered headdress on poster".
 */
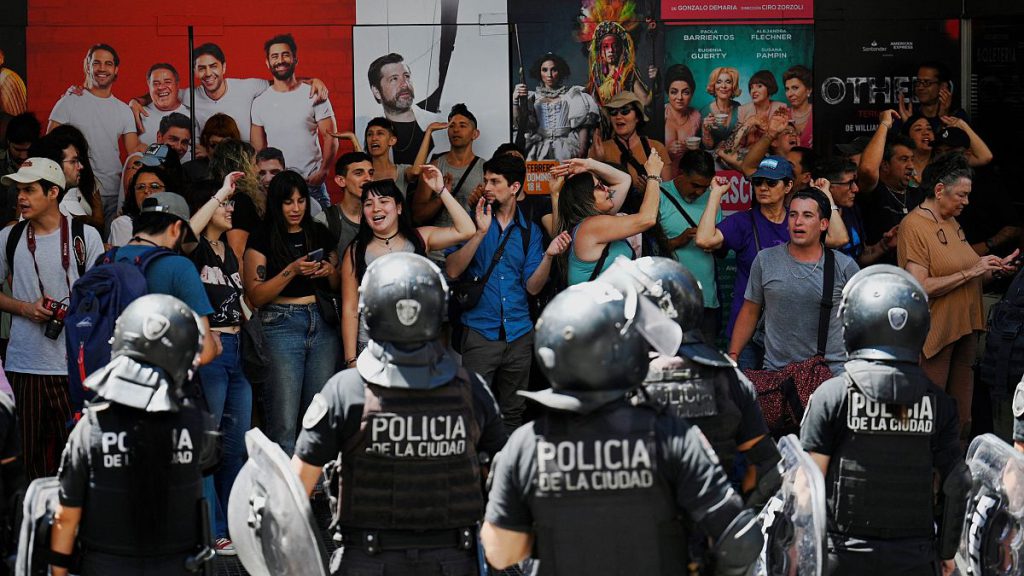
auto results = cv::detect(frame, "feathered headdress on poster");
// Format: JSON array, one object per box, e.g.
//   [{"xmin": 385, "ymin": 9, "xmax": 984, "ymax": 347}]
[{"xmin": 579, "ymin": 0, "xmax": 646, "ymax": 105}]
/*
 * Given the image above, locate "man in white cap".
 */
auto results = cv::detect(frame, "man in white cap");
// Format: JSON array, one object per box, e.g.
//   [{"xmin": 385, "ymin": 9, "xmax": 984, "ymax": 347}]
[{"xmin": 0, "ymin": 157, "xmax": 103, "ymax": 480}]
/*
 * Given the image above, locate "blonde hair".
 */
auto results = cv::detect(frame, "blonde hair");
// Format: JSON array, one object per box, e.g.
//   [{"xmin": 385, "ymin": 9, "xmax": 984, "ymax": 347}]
[
  {"xmin": 210, "ymin": 139, "xmax": 264, "ymax": 218},
  {"xmin": 706, "ymin": 67, "xmax": 742, "ymax": 98}
]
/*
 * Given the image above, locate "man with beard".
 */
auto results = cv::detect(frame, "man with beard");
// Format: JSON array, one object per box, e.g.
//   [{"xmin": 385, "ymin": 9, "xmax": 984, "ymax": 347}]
[
  {"xmin": 366, "ymin": 53, "xmax": 448, "ymax": 165},
  {"xmin": 48, "ymin": 43, "xmax": 141, "ymax": 228},
  {"xmin": 251, "ymin": 33, "xmax": 337, "ymax": 211},
  {"xmin": 138, "ymin": 64, "xmax": 190, "ymax": 158},
  {"xmin": 857, "ymin": 109, "xmax": 920, "ymax": 265},
  {"xmin": 255, "ymin": 147, "xmax": 286, "ymax": 193}
]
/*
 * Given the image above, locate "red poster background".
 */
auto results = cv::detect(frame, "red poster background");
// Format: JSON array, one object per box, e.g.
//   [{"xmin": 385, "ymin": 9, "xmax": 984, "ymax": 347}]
[{"xmin": 23, "ymin": 2, "xmax": 359, "ymax": 200}]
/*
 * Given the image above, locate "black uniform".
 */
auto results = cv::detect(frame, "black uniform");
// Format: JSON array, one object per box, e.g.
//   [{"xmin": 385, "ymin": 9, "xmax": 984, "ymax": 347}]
[
  {"xmin": 295, "ymin": 365, "xmax": 506, "ymax": 575},
  {"xmin": 56, "ymin": 400, "xmax": 214, "ymax": 576},
  {"xmin": 486, "ymin": 399, "xmax": 746, "ymax": 576},
  {"xmin": 801, "ymin": 359, "xmax": 963, "ymax": 575},
  {"xmin": 644, "ymin": 348, "xmax": 771, "ymax": 481}
]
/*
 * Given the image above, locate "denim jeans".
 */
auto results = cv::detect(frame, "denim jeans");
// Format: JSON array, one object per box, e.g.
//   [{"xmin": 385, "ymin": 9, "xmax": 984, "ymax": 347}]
[
  {"xmin": 308, "ymin": 182, "xmax": 331, "ymax": 212},
  {"xmin": 198, "ymin": 332, "xmax": 252, "ymax": 539},
  {"xmin": 738, "ymin": 340, "xmax": 765, "ymax": 371},
  {"xmin": 260, "ymin": 303, "xmax": 340, "ymax": 455}
]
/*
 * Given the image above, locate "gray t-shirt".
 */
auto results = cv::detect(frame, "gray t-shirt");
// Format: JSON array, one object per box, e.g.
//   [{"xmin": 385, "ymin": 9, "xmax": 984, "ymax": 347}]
[
  {"xmin": 49, "ymin": 91, "xmax": 136, "ymax": 198},
  {"xmin": 188, "ymin": 78, "xmax": 270, "ymax": 143},
  {"xmin": 428, "ymin": 153, "xmax": 482, "ymax": 261},
  {"xmin": 251, "ymin": 84, "xmax": 334, "ymax": 179},
  {"xmin": 744, "ymin": 244, "xmax": 860, "ymax": 373},
  {"xmin": 0, "ymin": 220, "xmax": 105, "ymax": 374},
  {"xmin": 313, "ymin": 206, "xmax": 360, "ymax": 259}
]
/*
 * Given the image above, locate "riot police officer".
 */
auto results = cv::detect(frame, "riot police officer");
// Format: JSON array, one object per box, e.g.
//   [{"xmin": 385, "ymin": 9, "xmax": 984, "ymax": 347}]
[
  {"xmin": 481, "ymin": 280, "xmax": 762, "ymax": 576},
  {"xmin": 599, "ymin": 256, "xmax": 782, "ymax": 507},
  {"xmin": 800, "ymin": 265, "xmax": 971, "ymax": 576},
  {"xmin": 291, "ymin": 253, "xmax": 506, "ymax": 575},
  {"xmin": 49, "ymin": 294, "xmax": 217, "ymax": 576}
]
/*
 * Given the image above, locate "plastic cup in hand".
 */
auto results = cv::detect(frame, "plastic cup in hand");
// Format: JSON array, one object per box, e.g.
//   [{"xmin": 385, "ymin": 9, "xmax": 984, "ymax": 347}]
[
  {"xmin": 685, "ymin": 137, "xmax": 701, "ymax": 150},
  {"xmin": 714, "ymin": 113, "xmax": 728, "ymax": 127}
]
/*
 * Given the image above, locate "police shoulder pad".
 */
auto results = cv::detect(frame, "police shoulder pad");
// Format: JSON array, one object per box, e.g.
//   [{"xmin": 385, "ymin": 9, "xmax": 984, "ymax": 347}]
[
  {"xmin": 302, "ymin": 393, "xmax": 329, "ymax": 429},
  {"xmin": 1013, "ymin": 380, "xmax": 1024, "ymax": 419}
]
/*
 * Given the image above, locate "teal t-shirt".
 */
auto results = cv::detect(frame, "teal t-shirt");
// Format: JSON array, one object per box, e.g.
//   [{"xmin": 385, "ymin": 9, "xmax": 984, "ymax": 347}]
[
  {"xmin": 658, "ymin": 182, "xmax": 721, "ymax": 309},
  {"xmin": 567, "ymin": 221, "xmax": 635, "ymax": 286}
]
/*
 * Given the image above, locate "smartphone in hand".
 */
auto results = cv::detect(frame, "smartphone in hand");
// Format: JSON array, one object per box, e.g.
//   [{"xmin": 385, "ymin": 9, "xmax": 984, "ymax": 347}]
[{"xmin": 306, "ymin": 248, "xmax": 325, "ymax": 262}]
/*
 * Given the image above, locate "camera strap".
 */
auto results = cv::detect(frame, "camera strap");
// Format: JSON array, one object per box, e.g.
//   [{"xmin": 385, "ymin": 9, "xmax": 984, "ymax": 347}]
[{"xmin": 26, "ymin": 215, "xmax": 72, "ymax": 296}]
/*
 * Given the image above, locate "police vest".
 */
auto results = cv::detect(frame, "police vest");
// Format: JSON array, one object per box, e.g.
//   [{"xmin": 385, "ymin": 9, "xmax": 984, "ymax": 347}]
[
  {"xmin": 829, "ymin": 377, "xmax": 937, "ymax": 540},
  {"xmin": 338, "ymin": 371, "xmax": 482, "ymax": 530},
  {"xmin": 529, "ymin": 404, "xmax": 687, "ymax": 576},
  {"xmin": 78, "ymin": 402, "xmax": 205, "ymax": 556},
  {"xmin": 644, "ymin": 356, "xmax": 742, "ymax": 474}
]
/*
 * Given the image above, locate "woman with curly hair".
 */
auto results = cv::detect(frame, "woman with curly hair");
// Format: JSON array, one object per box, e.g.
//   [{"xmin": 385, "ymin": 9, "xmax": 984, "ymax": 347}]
[
  {"xmin": 700, "ymin": 66, "xmax": 742, "ymax": 151},
  {"xmin": 209, "ymin": 138, "xmax": 263, "ymax": 278}
]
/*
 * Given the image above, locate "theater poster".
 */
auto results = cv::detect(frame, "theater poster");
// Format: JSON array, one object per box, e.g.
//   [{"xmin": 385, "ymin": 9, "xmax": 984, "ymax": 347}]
[
  {"xmin": 661, "ymin": 0, "xmax": 813, "ymax": 21},
  {"xmin": 353, "ymin": 0, "xmax": 510, "ymax": 160},
  {"xmin": 663, "ymin": 22, "xmax": 813, "ymax": 211},
  {"xmin": 813, "ymin": 19, "xmax": 960, "ymax": 155}
]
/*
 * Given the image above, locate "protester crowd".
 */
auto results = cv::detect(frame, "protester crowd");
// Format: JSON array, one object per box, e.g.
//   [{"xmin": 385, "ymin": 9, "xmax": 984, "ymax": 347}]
[{"xmin": 0, "ymin": 37, "xmax": 1021, "ymax": 575}]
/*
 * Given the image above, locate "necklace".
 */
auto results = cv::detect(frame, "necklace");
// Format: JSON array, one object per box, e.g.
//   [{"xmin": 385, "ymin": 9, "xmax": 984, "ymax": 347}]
[
  {"xmin": 888, "ymin": 187, "xmax": 908, "ymax": 214},
  {"xmin": 787, "ymin": 248, "xmax": 822, "ymax": 280},
  {"xmin": 206, "ymin": 236, "xmax": 222, "ymax": 248},
  {"xmin": 373, "ymin": 231, "xmax": 400, "ymax": 248}
]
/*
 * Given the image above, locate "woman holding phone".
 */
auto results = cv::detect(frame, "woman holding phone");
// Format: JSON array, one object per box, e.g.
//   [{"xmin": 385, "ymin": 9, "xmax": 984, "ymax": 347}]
[{"xmin": 243, "ymin": 170, "xmax": 339, "ymax": 455}]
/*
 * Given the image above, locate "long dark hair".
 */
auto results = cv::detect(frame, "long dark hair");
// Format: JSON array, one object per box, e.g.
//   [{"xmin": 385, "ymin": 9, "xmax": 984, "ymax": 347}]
[
  {"xmin": 350, "ymin": 179, "xmax": 425, "ymax": 280},
  {"xmin": 33, "ymin": 124, "xmax": 97, "ymax": 202},
  {"xmin": 265, "ymin": 170, "xmax": 315, "ymax": 269}
]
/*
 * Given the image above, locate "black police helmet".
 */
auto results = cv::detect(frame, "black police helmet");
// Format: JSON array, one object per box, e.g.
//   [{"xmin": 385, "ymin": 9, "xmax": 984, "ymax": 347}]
[
  {"xmin": 839, "ymin": 264, "xmax": 929, "ymax": 363},
  {"xmin": 359, "ymin": 252, "xmax": 447, "ymax": 345}
]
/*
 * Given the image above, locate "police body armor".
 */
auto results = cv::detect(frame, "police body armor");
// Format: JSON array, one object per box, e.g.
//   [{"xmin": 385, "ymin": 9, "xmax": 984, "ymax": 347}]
[
  {"xmin": 529, "ymin": 403, "xmax": 686, "ymax": 576},
  {"xmin": 78, "ymin": 401, "xmax": 206, "ymax": 556},
  {"xmin": 828, "ymin": 360, "xmax": 937, "ymax": 540},
  {"xmin": 956, "ymin": 433, "xmax": 1024, "ymax": 576},
  {"xmin": 644, "ymin": 349, "xmax": 742, "ymax": 475},
  {"xmin": 337, "ymin": 369, "xmax": 482, "ymax": 531}
]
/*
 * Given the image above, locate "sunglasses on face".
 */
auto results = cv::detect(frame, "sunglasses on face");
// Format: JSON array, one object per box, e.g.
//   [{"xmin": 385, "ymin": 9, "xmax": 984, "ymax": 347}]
[
  {"xmin": 607, "ymin": 106, "xmax": 634, "ymax": 117},
  {"xmin": 751, "ymin": 177, "xmax": 781, "ymax": 188},
  {"xmin": 135, "ymin": 182, "xmax": 165, "ymax": 192}
]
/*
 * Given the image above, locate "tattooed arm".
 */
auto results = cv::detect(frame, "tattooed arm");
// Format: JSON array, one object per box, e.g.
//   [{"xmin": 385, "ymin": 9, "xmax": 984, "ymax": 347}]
[{"xmin": 242, "ymin": 248, "xmax": 307, "ymax": 308}]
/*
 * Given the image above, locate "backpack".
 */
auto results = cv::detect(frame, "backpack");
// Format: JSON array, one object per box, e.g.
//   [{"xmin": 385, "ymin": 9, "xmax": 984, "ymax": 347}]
[
  {"xmin": 64, "ymin": 246, "xmax": 173, "ymax": 412},
  {"xmin": 981, "ymin": 268, "xmax": 1024, "ymax": 401}
]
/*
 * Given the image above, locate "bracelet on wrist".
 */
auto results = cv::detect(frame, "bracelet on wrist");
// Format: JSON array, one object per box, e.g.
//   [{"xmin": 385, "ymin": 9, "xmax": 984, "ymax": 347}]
[
  {"xmin": 645, "ymin": 174, "xmax": 663, "ymax": 183},
  {"xmin": 346, "ymin": 357, "xmax": 357, "ymax": 365}
]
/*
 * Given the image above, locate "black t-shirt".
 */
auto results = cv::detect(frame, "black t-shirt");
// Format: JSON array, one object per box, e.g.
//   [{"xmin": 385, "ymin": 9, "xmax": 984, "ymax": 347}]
[
  {"xmin": 858, "ymin": 182, "xmax": 925, "ymax": 264},
  {"xmin": 294, "ymin": 367, "xmax": 507, "ymax": 467},
  {"xmin": 190, "ymin": 237, "xmax": 243, "ymax": 328},
  {"xmin": 392, "ymin": 120, "xmax": 430, "ymax": 166},
  {"xmin": 485, "ymin": 401, "xmax": 737, "ymax": 534},
  {"xmin": 0, "ymin": 391, "xmax": 19, "ymax": 463},
  {"xmin": 246, "ymin": 223, "xmax": 335, "ymax": 299},
  {"xmin": 800, "ymin": 361, "xmax": 961, "ymax": 475},
  {"xmin": 231, "ymin": 193, "xmax": 262, "ymax": 237}
]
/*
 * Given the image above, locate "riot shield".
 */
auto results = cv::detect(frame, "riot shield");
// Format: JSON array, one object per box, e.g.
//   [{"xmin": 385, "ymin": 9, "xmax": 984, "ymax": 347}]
[
  {"xmin": 956, "ymin": 433, "xmax": 1024, "ymax": 576},
  {"xmin": 228, "ymin": 428, "xmax": 329, "ymax": 576},
  {"xmin": 754, "ymin": 434, "xmax": 826, "ymax": 576},
  {"xmin": 15, "ymin": 477, "xmax": 65, "ymax": 576}
]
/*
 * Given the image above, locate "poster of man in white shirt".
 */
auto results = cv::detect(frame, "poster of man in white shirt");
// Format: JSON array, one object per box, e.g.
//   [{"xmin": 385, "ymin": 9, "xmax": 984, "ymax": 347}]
[
  {"xmin": 48, "ymin": 43, "xmax": 142, "ymax": 228},
  {"xmin": 138, "ymin": 63, "xmax": 191, "ymax": 160},
  {"xmin": 251, "ymin": 33, "xmax": 337, "ymax": 210}
]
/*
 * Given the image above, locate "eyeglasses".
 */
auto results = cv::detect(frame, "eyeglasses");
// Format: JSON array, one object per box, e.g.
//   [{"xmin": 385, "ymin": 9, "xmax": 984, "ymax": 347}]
[
  {"xmin": 607, "ymin": 106, "xmax": 634, "ymax": 117},
  {"xmin": 751, "ymin": 177, "xmax": 781, "ymax": 187},
  {"xmin": 832, "ymin": 179, "xmax": 857, "ymax": 188},
  {"xmin": 936, "ymin": 227, "xmax": 966, "ymax": 245},
  {"xmin": 218, "ymin": 199, "xmax": 235, "ymax": 208},
  {"xmin": 62, "ymin": 158, "xmax": 83, "ymax": 167},
  {"xmin": 915, "ymin": 79, "xmax": 940, "ymax": 88},
  {"xmin": 593, "ymin": 179, "xmax": 610, "ymax": 193},
  {"xmin": 135, "ymin": 182, "xmax": 166, "ymax": 192}
]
